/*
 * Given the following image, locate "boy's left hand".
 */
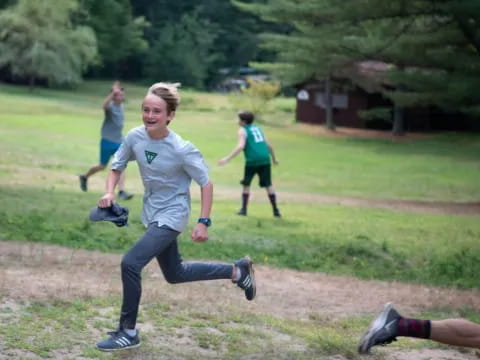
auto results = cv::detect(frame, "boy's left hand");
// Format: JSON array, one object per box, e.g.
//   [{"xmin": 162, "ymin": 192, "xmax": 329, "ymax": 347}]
[
  {"xmin": 218, "ymin": 158, "xmax": 228, "ymax": 166},
  {"xmin": 191, "ymin": 223, "xmax": 208, "ymax": 242}
]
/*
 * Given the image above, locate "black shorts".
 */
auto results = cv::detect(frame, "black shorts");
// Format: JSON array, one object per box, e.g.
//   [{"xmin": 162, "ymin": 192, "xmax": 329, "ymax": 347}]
[{"xmin": 240, "ymin": 164, "xmax": 272, "ymax": 188}]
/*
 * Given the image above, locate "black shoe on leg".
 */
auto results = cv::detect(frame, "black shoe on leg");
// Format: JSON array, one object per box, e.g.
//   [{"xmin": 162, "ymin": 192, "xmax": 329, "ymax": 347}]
[
  {"xmin": 358, "ymin": 303, "xmax": 400, "ymax": 354},
  {"xmin": 237, "ymin": 208, "xmax": 247, "ymax": 216},
  {"xmin": 234, "ymin": 256, "xmax": 256, "ymax": 301},
  {"xmin": 79, "ymin": 175, "xmax": 88, "ymax": 192},
  {"xmin": 96, "ymin": 329, "xmax": 140, "ymax": 352}
]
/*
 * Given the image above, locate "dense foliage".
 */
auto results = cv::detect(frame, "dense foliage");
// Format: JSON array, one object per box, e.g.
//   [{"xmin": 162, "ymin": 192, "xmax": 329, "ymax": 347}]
[
  {"xmin": 0, "ymin": 0, "xmax": 278, "ymax": 88},
  {"xmin": 234, "ymin": 0, "xmax": 480, "ymax": 131}
]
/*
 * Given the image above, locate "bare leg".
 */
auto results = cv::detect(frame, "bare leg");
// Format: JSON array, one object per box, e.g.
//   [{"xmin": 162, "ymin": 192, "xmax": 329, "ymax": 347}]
[
  {"xmin": 84, "ymin": 164, "xmax": 106, "ymax": 178},
  {"xmin": 266, "ymin": 185, "xmax": 275, "ymax": 195},
  {"xmin": 430, "ymin": 319, "xmax": 480, "ymax": 349}
]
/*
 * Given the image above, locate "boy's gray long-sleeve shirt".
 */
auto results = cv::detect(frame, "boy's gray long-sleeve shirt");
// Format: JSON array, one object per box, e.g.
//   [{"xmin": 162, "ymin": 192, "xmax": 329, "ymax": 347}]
[{"xmin": 111, "ymin": 126, "xmax": 210, "ymax": 232}]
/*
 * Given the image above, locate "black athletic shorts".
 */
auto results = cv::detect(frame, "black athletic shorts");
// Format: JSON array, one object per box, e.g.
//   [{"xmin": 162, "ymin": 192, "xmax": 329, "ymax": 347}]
[{"xmin": 240, "ymin": 164, "xmax": 272, "ymax": 188}]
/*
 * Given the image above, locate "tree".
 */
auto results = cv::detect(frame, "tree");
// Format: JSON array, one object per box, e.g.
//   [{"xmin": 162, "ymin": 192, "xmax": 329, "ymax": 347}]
[
  {"xmin": 129, "ymin": 0, "xmax": 282, "ymax": 87},
  {"xmin": 79, "ymin": 0, "xmax": 148, "ymax": 78},
  {"xmin": 143, "ymin": 11, "xmax": 220, "ymax": 88},
  {"xmin": 0, "ymin": 0, "xmax": 97, "ymax": 88},
  {"xmin": 235, "ymin": 0, "xmax": 480, "ymax": 134},
  {"xmin": 233, "ymin": 0, "xmax": 362, "ymax": 130}
]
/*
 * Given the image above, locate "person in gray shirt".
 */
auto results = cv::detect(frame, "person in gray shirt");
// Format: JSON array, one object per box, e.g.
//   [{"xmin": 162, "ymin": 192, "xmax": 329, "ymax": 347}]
[
  {"xmin": 95, "ymin": 82, "xmax": 256, "ymax": 352},
  {"xmin": 79, "ymin": 81, "xmax": 133, "ymax": 201}
]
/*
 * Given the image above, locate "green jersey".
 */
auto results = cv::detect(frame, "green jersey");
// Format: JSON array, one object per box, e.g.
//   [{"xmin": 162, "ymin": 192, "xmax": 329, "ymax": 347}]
[{"xmin": 243, "ymin": 124, "xmax": 271, "ymax": 166}]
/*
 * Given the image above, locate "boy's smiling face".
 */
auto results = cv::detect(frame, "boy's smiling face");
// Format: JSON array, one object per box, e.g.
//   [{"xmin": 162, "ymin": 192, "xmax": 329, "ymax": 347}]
[{"xmin": 142, "ymin": 94, "xmax": 175, "ymax": 133}]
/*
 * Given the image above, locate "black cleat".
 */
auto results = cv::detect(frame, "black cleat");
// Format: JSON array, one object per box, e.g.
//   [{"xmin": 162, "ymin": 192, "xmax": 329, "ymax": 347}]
[
  {"xmin": 96, "ymin": 329, "xmax": 140, "ymax": 352},
  {"xmin": 79, "ymin": 175, "xmax": 88, "ymax": 192},
  {"xmin": 358, "ymin": 302, "xmax": 400, "ymax": 354},
  {"xmin": 118, "ymin": 190, "xmax": 134, "ymax": 201},
  {"xmin": 237, "ymin": 208, "xmax": 247, "ymax": 216},
  {"xmin": 234, "ymin": 256, "xmax": 256, "ymax": 301},
  {"xmin": 273, "ymin": 208, "xmax": 281, "ymax": 218}
]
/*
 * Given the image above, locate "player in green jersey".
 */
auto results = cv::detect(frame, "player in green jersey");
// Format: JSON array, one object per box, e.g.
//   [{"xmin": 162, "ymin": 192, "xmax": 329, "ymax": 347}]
[{"xmin": 218, "ymin": 111, "xmax": 281, "ymax": 217}]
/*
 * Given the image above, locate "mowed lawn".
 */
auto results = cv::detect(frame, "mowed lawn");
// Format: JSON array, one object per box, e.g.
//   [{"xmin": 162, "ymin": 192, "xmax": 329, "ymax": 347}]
[
  {"xmin": 1, "ymin": 81, "xmax": 480, "ymax": 201},
  {"xmin": 0, "ymin": 81, "xmax": 479, "ymax": 289},
  {"xmin": 1, "ymin": 81, "xmax": 480, "ymax": 360}
]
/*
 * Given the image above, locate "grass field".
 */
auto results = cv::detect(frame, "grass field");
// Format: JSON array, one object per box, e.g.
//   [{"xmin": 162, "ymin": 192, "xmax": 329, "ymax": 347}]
[{"xmin": 0, "ymin": 81, "xmax": 480, "ymax": 359}]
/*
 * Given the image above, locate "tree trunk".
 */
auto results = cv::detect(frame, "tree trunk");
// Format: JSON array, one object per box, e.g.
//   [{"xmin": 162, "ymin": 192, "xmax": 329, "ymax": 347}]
[
  {"xmin": 392, "ymin": 105, "xmax": 405, "ymax": 136},
  {"xmin": 325, "ymin": 74, "xmax": 335, "ymax": 130}
]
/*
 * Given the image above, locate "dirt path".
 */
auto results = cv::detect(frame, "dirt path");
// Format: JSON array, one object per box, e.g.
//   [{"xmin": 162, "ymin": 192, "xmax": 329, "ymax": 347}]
[
  {"xmin": 1, "ymin": 162, "xmax": 479, "ymax": 216},
  {"xmin": 1, "ymin": 241, "xmax": 480, "ymax": 359},
  {"xmin": 2, "ymin": 164, "xmax": 479, "ymax": 216},
  {"xmin": 211, "ymin": 186, "xmax": 480, "ymax": 215}
]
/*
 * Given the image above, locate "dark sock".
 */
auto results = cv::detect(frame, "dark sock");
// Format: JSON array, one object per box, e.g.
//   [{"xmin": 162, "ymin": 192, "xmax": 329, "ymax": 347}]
[
  {"xmin": 398, "ymin": 317, "xmax": 431, "ymax": 339},
  {"xmin": 241, "ymin": 193, "xmax": 249, "ymax": 210},
  {"xmin": 268, "ymin": 193, "xmax": 278, "ymax": 211}
]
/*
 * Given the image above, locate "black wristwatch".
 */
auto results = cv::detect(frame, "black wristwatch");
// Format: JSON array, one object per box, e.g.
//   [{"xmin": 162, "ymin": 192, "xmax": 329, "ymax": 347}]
[{"xmin": 197, "ymin": 217, "xmax": 212, "ymax": 227}]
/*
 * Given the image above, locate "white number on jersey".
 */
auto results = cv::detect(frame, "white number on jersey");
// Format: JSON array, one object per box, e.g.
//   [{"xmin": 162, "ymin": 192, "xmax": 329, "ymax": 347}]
[{"xmin": 251, "ymin": 127, "xmax": 264, "ymax": 143}]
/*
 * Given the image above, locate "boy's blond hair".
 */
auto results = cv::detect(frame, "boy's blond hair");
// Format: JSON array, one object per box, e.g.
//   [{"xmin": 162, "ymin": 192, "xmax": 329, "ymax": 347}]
[{"xmin": 147, "ymin": 82, "xmax": 181, "ymax": 114}]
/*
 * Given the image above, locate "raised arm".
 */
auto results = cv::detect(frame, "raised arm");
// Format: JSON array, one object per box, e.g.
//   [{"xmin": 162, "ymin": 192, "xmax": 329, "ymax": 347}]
[
  {"xmin": 103, "ymin": 81, "xmax": 121, "ymax": 110},
  {"xmin": 218, "ymin": 127, "xmax": 246, "ymax": 166}
]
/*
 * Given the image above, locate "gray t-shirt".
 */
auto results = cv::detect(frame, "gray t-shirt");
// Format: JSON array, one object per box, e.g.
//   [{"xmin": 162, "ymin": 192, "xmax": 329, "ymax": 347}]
[
  {"xmin": 101, "ymin": 101, "xmax": 124, "ymax": 143},
  {"xmin": 111, "ymin": 126, "xmax": 210, "ymax": 232}
]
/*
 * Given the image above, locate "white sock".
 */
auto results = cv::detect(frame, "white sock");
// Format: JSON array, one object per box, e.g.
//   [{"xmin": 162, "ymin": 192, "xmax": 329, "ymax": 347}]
[
  {"xmin": 125, "ymin": 328, "xmax": 137, "ymax": 337},
  {"xmin": 234, "ymin": 267, "xmax": 242, "ymax": 282}
]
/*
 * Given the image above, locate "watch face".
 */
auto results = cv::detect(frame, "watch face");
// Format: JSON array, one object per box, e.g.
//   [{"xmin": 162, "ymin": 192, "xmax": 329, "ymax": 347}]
[{"xmin": 199, "ymin": 218, "xmax": 211, "ymax": 226}]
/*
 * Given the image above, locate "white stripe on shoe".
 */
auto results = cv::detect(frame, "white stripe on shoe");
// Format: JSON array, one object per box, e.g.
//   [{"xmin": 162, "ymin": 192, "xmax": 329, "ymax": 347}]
[
  {"xmin": 116, "ymin": 337, "xmax": 131, "ymax": 347},
  {"xmin": 241, "ymin": 275, "xmax": 252, "ymax": 288}
]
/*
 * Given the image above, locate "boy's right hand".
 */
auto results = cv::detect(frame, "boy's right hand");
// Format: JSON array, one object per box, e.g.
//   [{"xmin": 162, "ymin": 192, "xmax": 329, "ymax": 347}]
[
  {"xmin": 99, "ymin": 192, "xmax": 115, "ymax": 208},
  {"xmin": 112, "ymin": 81, "xmax": 121, "ymax": 91}
]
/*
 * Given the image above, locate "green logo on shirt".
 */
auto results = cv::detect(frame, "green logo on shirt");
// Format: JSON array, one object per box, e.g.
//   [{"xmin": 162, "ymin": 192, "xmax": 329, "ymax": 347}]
[{"xmin": 145, "ymin": 150, "xmax": 158, "ymax": 164}]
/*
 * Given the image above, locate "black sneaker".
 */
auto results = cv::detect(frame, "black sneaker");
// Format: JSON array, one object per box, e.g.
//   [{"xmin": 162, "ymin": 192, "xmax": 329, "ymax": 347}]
[
  {"xmin": 237, "ymin": 208, "xmax": 247, "ymax": 216},
  {"xmin": 79, "ymin": 175, "xmax": 88, "ymax": 192},
  {"xmin": 96, "ymin": 329, "xmax": 140, "ymax": 352},
  {"xmin": 358, "ymin": 303, "xmax": 400, "ymax": 354},
  {"xmin": 234, "ymin": 256, "xmax": 256, "ymax": 301},
  {"xmin": 273, "ymin": 208, "xmax": 281, "ymax": 218},
  {"xmin": 118, "ymin": 190, "xmax": 134, "ymax": 201}
]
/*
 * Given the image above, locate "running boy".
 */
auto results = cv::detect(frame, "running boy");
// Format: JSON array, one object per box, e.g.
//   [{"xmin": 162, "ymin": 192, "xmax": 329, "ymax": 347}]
[
  {"xmin": 218, "ymin": 111, "xmax": 281, "ymax": 217},
  {"xmin": 79, "ymin": 81, "xmax": 133, "ymax": 200},
  {"xmin": 95, "ymin": 83, "xmax": 256, "ymax": 351}
]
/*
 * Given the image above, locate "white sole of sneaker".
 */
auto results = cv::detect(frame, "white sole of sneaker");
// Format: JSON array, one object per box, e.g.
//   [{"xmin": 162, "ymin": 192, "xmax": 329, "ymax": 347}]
[
  {"xmin": 96, "ymin": 342, "xmax": 141, "ymax": 352},
  {"xmin": 358, "ymin": 302, "xmax": 392, "ymax": 354}
]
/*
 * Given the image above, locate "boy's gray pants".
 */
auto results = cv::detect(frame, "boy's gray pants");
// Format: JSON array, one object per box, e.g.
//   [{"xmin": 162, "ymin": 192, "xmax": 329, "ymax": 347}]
[{"xmin": 119, "ymin": 223, "xmax": 233, "ymax": 330}]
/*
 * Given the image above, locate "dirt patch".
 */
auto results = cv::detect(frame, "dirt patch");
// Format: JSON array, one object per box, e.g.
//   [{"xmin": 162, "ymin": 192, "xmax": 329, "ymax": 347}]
[
  {"xmin": 210, "ymin": 186, "xmax": 480, "ymax": 215},
  {"xmin": 1, "ymin": 241, "xmax": 480, "ymax": 319}
]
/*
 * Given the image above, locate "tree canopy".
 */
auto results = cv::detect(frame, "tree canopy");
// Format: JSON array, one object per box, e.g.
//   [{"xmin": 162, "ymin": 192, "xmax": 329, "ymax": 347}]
[
  {"xmin": 0, "ymin": 0, "xmax": 97, "ymax": 87},
  {"xmin": 234, "ymin": 0, "xmax": 480, "ymax": 131}
]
